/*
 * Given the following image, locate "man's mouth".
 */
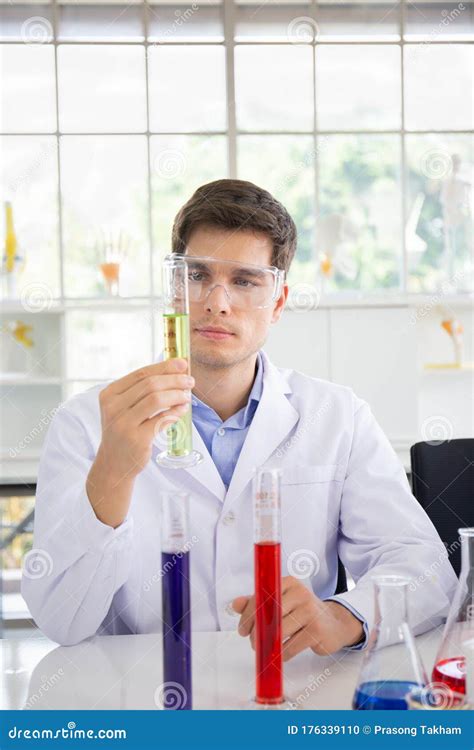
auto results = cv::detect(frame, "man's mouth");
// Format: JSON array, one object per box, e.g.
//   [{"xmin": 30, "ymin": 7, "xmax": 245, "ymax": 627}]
[{"xmin": 194, "ymin": 326, "xmax": 236, "ymax": 341}]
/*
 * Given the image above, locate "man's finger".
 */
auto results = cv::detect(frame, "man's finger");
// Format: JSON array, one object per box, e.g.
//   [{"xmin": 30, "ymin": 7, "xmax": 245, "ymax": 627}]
[
  {"xmin": 236, "ymin": 597, "xmax": 255, "ymax": 636},
  {"xmin": 281, "ymin": 586, "xmax": 303, "ymax": 617},
  {"xmin": 249, "ymin": 625, "xmax": 255, "ymax": 650},
  {"xmin": 130, "ymin": 389, "xmax": 191, "ymax": 425},
  {"xmin": 231, "ymin": 595, "xmax": 250, "ymax": 614},
  {"xmin": 140, "ymin": 404, "xmax": 189, "ymax": 439},
  {"xmin": 117, "ymin": 373, "xmax": 194, "ymax": 414},
  {"xmin": 282, "ymin": 576, "xmax": 299, "ymax": 594},
  {"xmin": 282, "ymin": 627, "xmax": 313, "ymax": 662},
  {"xmin": 109, "ymin": 359, "xmax": 189, "ymax": 395},
  {"xmin": 282, "ymin": 606, "xmax": 310, "ymax": 641}
]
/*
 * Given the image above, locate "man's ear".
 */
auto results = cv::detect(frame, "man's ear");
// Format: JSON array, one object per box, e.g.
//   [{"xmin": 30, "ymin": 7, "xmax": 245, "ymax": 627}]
[{"xmin": 271, "ymin": 283, "xmax": 288, "ymax": 324}]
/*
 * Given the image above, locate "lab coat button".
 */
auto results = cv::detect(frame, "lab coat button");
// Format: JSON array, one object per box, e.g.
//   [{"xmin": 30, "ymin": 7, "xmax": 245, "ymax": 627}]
[{"xmin": 222, "ymin": 511, "xmax": 236, "ymax": 525}]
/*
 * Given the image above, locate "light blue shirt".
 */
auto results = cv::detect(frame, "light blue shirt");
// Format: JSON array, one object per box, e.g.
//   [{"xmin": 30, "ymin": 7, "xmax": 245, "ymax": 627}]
[{"xmin": 191, "ymin": 352, "xmax": 264, "ymax": 490}]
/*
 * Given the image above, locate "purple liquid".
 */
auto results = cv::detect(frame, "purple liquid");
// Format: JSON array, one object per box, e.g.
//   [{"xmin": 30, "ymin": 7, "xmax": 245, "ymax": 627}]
[{"xmin": 161, "ymin": 551, "xmax": 192, "ymax": 710}]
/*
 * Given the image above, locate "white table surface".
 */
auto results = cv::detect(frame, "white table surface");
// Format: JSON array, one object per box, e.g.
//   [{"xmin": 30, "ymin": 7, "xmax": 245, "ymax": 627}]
[{"xmin": 1, "ymin": 628, "xmax": 443, "ymax": 711}]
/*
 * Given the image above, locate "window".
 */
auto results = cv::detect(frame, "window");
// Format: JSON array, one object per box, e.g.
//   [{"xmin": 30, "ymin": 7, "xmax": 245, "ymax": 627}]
[{"xmin": 1, "ymin": 0, "xmax": 472, "ymax": 314}]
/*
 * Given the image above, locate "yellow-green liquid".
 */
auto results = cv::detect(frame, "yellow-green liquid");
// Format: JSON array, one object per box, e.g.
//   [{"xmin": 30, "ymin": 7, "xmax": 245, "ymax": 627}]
[{"xmin": 163, "ymin": 313, "xmax": 192, "ymax": 457}]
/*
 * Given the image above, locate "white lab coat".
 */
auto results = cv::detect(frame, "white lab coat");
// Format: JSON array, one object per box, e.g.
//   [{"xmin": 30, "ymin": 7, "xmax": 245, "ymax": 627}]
[{"xmin": 22, "ymin": 350, "xmax": 457, "ymax": 648}]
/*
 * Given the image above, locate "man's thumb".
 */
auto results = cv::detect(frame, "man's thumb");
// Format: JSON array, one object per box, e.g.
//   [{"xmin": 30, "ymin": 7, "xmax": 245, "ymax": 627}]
[{"xmin": 231, "ymin": 596, "xmax": 249, "ymax": 613}]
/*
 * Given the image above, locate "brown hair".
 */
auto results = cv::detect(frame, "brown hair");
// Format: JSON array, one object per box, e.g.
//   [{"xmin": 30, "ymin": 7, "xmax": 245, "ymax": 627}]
[{"xmin": 171, "ymin": 178, "xmax": 297, "ymax": 273}]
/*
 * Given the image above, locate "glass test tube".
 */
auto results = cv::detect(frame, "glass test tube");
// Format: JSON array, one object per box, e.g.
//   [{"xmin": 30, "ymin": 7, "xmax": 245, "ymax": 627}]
[
  {"xmin": 156, "ymin": 254, "xmax": 202, "ymax": 469},
  {"xmin": 254, "ymin": 467, "xmax": 285, "ymax": 706},
  {"xmin": 432, "ymin": 528, "xmax": 474, "ymax": 697},
  {"xmin": 161, "ymin": 491, "xmax": 192, "ymax": 710}
]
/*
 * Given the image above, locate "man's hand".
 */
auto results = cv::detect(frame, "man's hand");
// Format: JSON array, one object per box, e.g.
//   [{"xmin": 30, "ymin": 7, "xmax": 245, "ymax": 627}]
[
  {"xmin": 232, "ymin": 576, "xmax": 364, "ymax": 661},
  {"xmin": 86, "ymin": 358, "xmax": 194, "ymax": 528}
]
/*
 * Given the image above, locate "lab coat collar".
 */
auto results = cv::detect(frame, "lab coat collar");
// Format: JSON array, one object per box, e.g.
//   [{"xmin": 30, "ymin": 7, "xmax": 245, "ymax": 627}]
[{"xmin": 164, "ymin": 350, "xmax": 299, "ymax": 505}]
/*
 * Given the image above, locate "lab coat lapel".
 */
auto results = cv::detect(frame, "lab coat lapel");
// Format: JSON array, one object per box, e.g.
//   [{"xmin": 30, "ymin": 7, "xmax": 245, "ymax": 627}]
[
  {"xmin": 152, "ymin": 419, "xmax": 226, "ymax": 502},
  {"xmin": 183, "ymin": 423, "xmax": 227, "ymax": 502},
  {"xmin": 224, "ymin": 351, "xmax": 299, "ymax": 507}
]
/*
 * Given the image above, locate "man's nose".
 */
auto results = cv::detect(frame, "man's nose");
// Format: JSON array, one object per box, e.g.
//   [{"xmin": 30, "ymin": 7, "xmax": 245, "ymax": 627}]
[{"xmin": 204, "ymin": 284, "xmax": 232, "ymax": 314}]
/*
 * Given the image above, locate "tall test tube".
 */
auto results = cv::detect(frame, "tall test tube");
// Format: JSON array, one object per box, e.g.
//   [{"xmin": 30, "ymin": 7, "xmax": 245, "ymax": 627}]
[
  {"xmin": 253, "ymin": 468, "xmax": 291, "ymax": 708},
  {"xmin": 160, "ymin": 491, "xmax": 192, "ymax": 710},
  {"xmin": 156, "ymin": 254, "xmax": 202, "ymax": 468}
]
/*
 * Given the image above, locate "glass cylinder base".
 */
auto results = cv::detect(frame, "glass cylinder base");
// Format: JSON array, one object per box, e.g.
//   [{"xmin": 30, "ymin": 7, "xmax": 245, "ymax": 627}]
[
  {"xmin": 156, "ymin": 450, "xmax": 203, "ymax": 469},
  {"xmin": 244, "ymin": 696, "xmax": 297, "ymax": 710},
  {"xmin": 406, "ymin": 686, "xmax": 468, "ymax": 710}
]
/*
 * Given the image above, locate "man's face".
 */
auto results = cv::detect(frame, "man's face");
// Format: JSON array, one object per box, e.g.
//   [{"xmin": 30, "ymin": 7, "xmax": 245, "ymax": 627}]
[{"xmin": 184, "ymin": 225, "xmax": 288, "ymax": 369}]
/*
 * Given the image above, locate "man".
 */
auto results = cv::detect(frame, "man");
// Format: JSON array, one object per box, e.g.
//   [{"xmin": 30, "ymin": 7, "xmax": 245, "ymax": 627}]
[{"xmin": 23, "ymin": 179, "xmax": 457, "ymax": 656}]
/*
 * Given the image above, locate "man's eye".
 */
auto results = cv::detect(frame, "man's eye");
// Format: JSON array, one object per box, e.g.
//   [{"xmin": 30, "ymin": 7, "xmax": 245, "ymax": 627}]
[
  {"xmin": 234, "ymin": 278, "xmax": 256, "ymax": 288},
  {"xmin": 188, "ymin": 271, "xmax": 205, "ymax": 282}
]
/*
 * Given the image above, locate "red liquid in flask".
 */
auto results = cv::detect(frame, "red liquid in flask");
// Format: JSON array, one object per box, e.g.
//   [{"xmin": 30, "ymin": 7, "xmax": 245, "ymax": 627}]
[
  {"xmin": 432, "ymin": 657, "xmax": 466, "ymax": 694},
  {"xmin": 255, "ymin": 541, "xmax": 283, "ymax": 705}
]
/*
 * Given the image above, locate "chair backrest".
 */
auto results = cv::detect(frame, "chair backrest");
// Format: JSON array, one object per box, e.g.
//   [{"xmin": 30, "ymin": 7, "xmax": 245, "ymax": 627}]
[{"xmin": 410, "ymin": 439, "xmax": 474, "ymax": 577}]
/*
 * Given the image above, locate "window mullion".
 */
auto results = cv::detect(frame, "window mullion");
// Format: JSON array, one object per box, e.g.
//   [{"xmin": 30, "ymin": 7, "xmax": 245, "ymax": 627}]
[
  {"xmin": 401, "ymin": 0, "xmax": 408, "ymax": 294},
  {"xmin": 224, "ymin": 2, "xmax": 237, "ymax": 178}
]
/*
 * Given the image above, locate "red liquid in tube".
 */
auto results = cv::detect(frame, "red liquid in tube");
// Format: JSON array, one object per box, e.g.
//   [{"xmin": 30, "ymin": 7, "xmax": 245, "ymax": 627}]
[
  {"xmin": 255, "ymin": 541, "xmax": 283, "ymax": 705},
  {"xmin": 432, "ymin": 657, "xmax": 466, "ymax": 695}
]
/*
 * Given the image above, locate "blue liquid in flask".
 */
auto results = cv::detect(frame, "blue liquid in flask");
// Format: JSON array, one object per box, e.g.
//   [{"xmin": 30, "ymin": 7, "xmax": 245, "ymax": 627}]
[
  {"xmin": 161, "ymin": 550, "xmax": 192, "ymax": 710},
  {"xmin": 353, "ymin": 680, "xmax": 419, "ymax": 710}
]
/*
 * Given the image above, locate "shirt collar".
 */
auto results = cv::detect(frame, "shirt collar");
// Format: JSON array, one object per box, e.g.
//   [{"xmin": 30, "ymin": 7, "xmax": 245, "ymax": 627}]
[{"xmin": 192, "ymin": 351, "xmax": 264, "ymax": 428}]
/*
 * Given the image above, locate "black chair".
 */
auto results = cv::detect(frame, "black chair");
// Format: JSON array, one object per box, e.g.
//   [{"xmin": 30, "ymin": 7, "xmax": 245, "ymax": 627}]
[{"xmin": 410, "ymin": 439, "xmax": 474, "ymax": 577}]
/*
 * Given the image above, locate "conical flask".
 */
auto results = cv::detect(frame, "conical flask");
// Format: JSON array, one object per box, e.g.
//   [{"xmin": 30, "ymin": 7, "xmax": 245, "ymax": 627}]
[
  {"xmin": 353, "ymin": 575, "xmax": 428, "ymax": 710},
  {"xmin": 432, "ymin": 528, "xmax": 474, "ymax": 696}
]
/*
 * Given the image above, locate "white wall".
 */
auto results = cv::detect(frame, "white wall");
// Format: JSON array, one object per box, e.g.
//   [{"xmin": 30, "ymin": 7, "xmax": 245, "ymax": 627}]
[
  {"xmin": 416, "ymin": 306, "xmax": 474, "ymax": 441},
  {"xmin": 265, "ymin": 303, "xmax": 473, "ymax": 468},
  {"xmin": 1, "ymin": 301, "xmax": 472, "ymax": 481}
]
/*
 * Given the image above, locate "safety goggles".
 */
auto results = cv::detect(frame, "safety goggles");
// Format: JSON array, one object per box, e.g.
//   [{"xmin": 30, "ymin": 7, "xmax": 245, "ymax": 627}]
[{"xmin": 175, "ymin": 254, "xmax": 285, "ymax": 310}]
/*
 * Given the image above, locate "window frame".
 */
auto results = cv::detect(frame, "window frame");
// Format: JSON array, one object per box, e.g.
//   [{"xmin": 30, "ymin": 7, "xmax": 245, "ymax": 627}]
[{"xmin": 0, "ymin": 0, "xmax": 472, "ymax": 304}]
